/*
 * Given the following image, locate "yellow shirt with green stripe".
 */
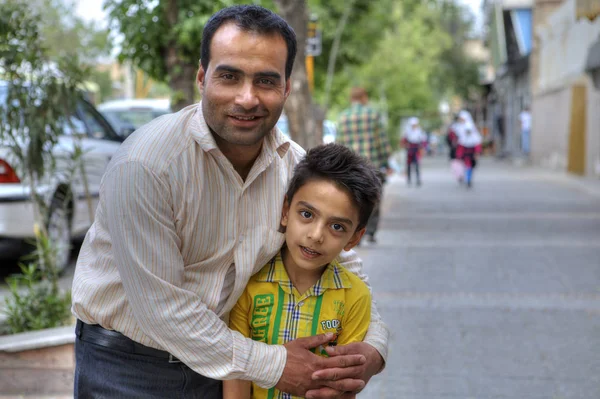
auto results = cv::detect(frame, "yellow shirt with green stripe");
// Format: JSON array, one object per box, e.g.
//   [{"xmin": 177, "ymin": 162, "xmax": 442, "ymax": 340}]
[{"xmin": 229, "ymin": 252, "xmax": 371, "ymax": 399}]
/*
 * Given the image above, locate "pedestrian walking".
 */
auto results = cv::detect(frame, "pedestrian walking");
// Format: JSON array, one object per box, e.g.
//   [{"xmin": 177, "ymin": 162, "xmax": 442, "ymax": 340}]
[
  {"xmin": 455, "ymin": 110, "xmax": 483, "ymax": 188},
  {"xmin": 446, "ymin": 114, "xmax": 460, "ymax": 161},
  {"xmin": 401, "ymin": 117, "xmax": 427, "ymax": 187},
  {"xmin": 337, "ymin": 87, "xmax": 392, "ymax": 244},
  {"xmin": 71, "ymin": 6, "xmax": 388, "ymax": 399},
  {"xmin": 224, "ymin": 144, "xmax": 382, "ymax": 399},
  {"xmin": 519, "ymin": 106, "xmax": 531, "ymax": 156}
]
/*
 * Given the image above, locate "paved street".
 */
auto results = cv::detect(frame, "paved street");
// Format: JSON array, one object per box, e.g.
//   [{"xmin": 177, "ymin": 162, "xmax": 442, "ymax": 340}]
[
  {"xmin": 1, "ymin": 157, "xmax": 599, "ymax": 398},
  {"xmin": 357, "ymin": 157, "xmax": 600, "ymax": 399}
]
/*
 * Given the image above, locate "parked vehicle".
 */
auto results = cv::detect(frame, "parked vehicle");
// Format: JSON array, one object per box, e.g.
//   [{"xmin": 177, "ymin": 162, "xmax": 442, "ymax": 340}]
[
  {"xmin": 276, "ymin": 113, "xmax": 337, "ymax": 144},
  {"xmin": 0, "ymin": 81, "xmax": 124, "ymax": 271},
  {"xmin": 97, "ymin": 99, "xmax": 171, "ymax": 138},
  {"xmin": 322, "ymin": 120, "xmax": 337, "ymax": 144}
]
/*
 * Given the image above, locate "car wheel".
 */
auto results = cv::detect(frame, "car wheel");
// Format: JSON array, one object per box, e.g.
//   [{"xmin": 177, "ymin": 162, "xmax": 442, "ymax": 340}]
[{"xmin": 46, "ymin": 199, "xmax": 72, "ymax": 274}]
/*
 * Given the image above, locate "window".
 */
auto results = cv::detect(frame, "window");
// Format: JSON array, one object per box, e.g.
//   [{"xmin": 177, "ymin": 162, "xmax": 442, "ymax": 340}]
[{"xmin": 78, "ymin": 101, "xmax": 120, "ymax": 141}]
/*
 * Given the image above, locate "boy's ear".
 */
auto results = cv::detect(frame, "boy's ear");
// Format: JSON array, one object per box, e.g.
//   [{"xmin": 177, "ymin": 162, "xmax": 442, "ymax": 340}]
[{"xmin": 344, "ymin": 227, "xmax": 366, "ymax": 251}]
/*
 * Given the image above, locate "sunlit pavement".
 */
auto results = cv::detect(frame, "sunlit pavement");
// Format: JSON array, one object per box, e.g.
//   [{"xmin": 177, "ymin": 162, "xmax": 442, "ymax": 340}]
[{"xmin": 357, "ymin": 156, "xmax": 600, "ymax": 399}]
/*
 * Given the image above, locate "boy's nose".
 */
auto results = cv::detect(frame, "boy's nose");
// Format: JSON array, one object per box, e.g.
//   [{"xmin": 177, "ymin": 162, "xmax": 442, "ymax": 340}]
[{"xmin": 308, "ymin": 225, "xmax": 325, "ymax": 244}]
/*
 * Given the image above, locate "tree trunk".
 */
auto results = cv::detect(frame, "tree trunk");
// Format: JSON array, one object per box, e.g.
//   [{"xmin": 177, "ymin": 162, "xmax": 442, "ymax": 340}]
[
  {"xmin": 165, "ymin": 0, "xmax": 196, "ymax": 111},
  {"xmin": 274, "ymin": 0, "xmax": 318, "ymax": 150},
  {"xmin": 324, "ymin": 0, "xmax": 355, "ymax": 110}
]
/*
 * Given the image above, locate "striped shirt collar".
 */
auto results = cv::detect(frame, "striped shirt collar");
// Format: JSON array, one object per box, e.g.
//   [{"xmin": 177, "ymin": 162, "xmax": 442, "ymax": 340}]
[
  {"xmin": 256, "ymin": 251, "xmax": 352, "ymax": 297},
  {"xmin": 189, "ymin": 101, "xmax": 291, "ymax": 159}
]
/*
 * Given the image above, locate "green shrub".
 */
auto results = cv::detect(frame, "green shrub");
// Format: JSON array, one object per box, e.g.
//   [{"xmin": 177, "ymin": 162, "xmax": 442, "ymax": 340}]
[{"xmin": 4, "ymin": 262, "xmax": 72, "ymax": 334}]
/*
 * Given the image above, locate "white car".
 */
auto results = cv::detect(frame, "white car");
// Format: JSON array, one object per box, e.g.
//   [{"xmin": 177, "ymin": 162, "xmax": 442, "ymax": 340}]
[
  {"xmin": 98, "ymin": 99, "xmax": 171, "ymax": 139},
  {"xmin": 0, "ymin": 82, "xmax": 124, "ymax": 271},
  {"xmin": 276, "ymin": 114, "xmax": 337, "ymax": 144}
]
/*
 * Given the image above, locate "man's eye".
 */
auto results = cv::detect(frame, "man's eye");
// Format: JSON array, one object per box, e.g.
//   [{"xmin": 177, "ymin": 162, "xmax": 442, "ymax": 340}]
[
  {"xmin": 300, "ymin": 211, "xmax": 312, "ymax": 219},
  {"xmin": 222, "ymin": 74, "xmax": 236, "ymax": 80},
  {"xmin": 331, "ymin": 223, "xmax": 345, "ymax": 232},
  {"xmin": 259, "ymin": 78, "xmax": 274, "ymax": 85}
]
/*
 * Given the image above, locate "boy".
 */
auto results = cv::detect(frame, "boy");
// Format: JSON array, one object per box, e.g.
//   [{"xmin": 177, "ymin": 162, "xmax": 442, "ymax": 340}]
[{"xmin": 224, "ymin": 143, "xmax": 382, "ymax": 399}]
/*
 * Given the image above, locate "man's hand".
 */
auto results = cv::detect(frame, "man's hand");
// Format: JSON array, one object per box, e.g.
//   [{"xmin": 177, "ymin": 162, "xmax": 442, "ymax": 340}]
[
  {"xmin": 306, "ymin": 342, "xmax": 384, "ymax": 398},
  {"xmin": 275, "ymin": 333, "xmax": 366, "ymax": 397}
]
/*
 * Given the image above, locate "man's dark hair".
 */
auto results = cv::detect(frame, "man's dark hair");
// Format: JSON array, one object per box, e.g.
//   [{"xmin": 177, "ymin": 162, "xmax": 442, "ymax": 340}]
[
  {"xmin": 201, "ymin": 5, "xmax": 297, "ymax": 80},
  {"xmin": 286, "ymin": 144, "xmax": 382, "ymax": 231}
]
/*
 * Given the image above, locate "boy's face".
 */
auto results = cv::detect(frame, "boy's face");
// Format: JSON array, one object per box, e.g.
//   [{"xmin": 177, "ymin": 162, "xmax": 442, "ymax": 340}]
[{"xmin": 281, "ymin": 179, "xmax": 365, "ymax": 275}]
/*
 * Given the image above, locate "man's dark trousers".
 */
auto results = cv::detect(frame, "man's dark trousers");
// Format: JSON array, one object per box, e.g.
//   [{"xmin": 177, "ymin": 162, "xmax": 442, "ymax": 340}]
[
  {"xmin": 365, "ymin": 171, "xmax": 386, "ymax": 238},
  {"xmin": 74, "ymin": 322, "xmax": 222, "ymax": 398}
]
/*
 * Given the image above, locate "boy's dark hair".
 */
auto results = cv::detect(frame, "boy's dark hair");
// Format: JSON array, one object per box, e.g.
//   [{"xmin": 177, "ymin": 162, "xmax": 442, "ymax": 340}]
[
  {"xmin": 201, "ymin": 5, "xmax": 297, "ymax": 80},
  {"xmin": 286, "ymin": 144, "xmax": 382, "ymax": 231}
]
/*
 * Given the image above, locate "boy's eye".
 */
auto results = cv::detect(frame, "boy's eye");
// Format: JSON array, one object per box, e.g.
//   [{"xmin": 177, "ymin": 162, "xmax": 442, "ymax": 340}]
[
  {"xmin": 221, "ymin": 73, "xmax": 236, "ymax": 80},
  {"xmin": 300, "ymin": 210, "xmax": 312, "ymax": 219},
  {"xmin": 331, "ymin": 223, "xmax": 345, "ymax": 232}
]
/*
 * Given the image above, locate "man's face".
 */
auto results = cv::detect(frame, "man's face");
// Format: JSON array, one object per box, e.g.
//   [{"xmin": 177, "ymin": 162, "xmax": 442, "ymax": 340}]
[{"xmin": 197, "ymin": 23, "xmax": 291, "ymax": 148}]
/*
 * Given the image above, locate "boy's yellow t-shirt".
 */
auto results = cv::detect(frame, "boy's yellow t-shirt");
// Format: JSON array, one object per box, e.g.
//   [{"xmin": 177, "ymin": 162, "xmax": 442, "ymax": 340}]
[{"xmin": 228, "ymin": 252, "xmax": 372, "ymax": 399}]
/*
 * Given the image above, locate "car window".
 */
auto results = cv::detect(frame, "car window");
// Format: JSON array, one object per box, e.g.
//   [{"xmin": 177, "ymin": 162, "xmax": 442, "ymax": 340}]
[
  {"xmin": 61, "ymin": 114, "xmax": 87, "ymax": 136},
  {"xmin": 78, "ymin": 102, "xmax": 121, "ymax": 141},
  {"xmin": 112, "ymin": 109, "xmax": 166, "ymax": 130}
]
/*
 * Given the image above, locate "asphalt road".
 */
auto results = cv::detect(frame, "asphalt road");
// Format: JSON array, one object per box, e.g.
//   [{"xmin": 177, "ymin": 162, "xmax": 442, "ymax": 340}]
[{"xmin": 356, "ymin": 157, "xmax": 600, "ymax": 399}]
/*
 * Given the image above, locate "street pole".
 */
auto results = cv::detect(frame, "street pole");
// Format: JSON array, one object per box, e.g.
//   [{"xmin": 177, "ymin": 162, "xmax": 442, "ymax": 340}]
[
  {"xmin": 306, "ymin": 15, "xmax": 320, "ymax": 94},
  {"xmin": 306, "ymin": 55, "xmax": 314, "ymax": 94}
]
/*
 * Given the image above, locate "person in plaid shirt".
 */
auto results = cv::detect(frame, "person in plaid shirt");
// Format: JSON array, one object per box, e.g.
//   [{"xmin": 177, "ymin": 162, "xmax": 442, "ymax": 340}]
[
  {"xmin": 336, "ymin": 87, "xmax": 392, "ymax": 243},
  {"xmin": 224, "ymin": 144, "xmax": 382, "ymax": 399}
]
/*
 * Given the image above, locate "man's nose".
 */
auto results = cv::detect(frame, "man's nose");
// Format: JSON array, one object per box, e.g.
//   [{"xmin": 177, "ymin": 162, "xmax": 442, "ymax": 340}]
[{"xmin": 235, "ymin": 81, "xmax": 259, "ymax": 110}]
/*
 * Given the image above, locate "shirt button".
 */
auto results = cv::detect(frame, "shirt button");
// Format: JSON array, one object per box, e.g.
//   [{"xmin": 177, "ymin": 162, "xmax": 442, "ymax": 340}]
[{"xmin": 297, "ymin": 301, "xmax": 304, "ymax": 307}]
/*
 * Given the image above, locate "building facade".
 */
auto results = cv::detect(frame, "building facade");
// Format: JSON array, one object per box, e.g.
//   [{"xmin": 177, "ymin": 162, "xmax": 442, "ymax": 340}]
[
  {"xmin": 484, "ymin": 0, "xmax": 535, "ymax": 156},
  {"xmin": 532, "ymin": 0, "xmax": 600, "ymax": 177}
]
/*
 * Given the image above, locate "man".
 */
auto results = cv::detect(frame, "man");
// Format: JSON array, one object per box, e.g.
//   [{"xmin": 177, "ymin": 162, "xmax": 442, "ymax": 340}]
[
  {"xmin": 519, "ymin": 106, "xmax": 531, "ymax": 156},
  {"xmin": 336, "ymin": 87, "xmax": 392, "ymax": 243},
  {"xmin": 71, "ymin": 5, "xmax": 388, "ymax": 399}
]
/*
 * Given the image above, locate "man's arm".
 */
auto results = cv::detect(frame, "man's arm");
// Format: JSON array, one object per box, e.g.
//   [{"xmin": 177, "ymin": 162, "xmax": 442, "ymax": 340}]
[
  {"xmin": 305, "ymin": 251, "xmax": 388, "ymax": 398},
  {"xmin": 103, "ymin": 162, "xmax": 285, "ymax": 387},
  {"xmin": 335, "ymin": 249, "xmax": 389, "ymax": 363}
]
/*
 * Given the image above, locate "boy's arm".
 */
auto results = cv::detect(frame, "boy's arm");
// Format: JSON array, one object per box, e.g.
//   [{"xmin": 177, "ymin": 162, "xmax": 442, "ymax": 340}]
[
  {"xmin": 223, "ymin": 380, "xmax": 252, "ymax": 399},
  {"xmin": 223, "ymin": 293, "xmax": 253, "ymax": 399},
  {"xmin": 336, "ymin": 285, "xmax": 371, "ymax": 346}
]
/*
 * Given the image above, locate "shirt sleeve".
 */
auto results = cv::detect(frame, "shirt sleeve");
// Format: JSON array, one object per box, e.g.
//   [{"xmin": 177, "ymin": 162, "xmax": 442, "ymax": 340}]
[
  {"xmin": 335, "ymin": 249, "xmax": 390, "ymax": 363},
  {"xmin": 103, "ymin": 162, "xmax": 286, "ymax": 388},
  {"xmin": 337, "ymin": 283, "xmax": 371, "ymax": 346}
]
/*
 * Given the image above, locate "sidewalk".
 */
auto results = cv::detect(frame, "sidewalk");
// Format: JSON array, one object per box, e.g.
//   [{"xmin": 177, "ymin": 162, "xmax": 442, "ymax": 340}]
[{"xmin": 506, "ymin": 156, "xmax": 600, "ymax": 198}]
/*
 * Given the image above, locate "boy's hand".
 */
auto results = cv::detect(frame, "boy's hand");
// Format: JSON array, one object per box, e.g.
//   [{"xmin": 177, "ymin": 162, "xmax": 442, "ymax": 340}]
[
  {"xmin": 275, "ymin": 333, "xmax": 366, "ymax": 397},
  {"xmin": 306, "ymin": 342, "xmax": 383, "ymax": 398}
]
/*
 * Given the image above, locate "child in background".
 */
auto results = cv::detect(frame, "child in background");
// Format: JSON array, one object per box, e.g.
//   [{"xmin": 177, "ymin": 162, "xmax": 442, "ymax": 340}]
[
  {"xmin": 455, "ymin": 111, "xmax": 483, "ymax": 188},
  {"xmin": 402, "ymin": 117, "xmax": 427, "ymax": 187},
  {"xmin": 223, "ymin": 143, "xmax": 382, "ymax": 399}
]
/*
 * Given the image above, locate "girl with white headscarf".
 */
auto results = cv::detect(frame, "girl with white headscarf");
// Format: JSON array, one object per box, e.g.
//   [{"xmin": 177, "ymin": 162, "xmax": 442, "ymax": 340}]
[
  {"xmin": 401, "ymin": 117, "xmax": 427, "ymax": 186},
  {"xmin": 455, "ymin": 110, "xmax": 483, "ymax": 188}
]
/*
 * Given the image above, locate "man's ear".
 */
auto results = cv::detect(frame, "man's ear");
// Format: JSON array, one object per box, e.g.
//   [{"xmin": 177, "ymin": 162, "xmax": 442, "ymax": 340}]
[
  {"xmin": 284, "ymin": 78, "xmax": 292, "ymax": 99},
  {"xmin": 196, "ymin": 64, "xmax": 206, "ymax": 91},
  {"xmin": 344, "ymin": 227, "xmax": 366, "ymax": 251},
  {"xmin": 281, "ymin": 196, "xmax": 290, "ymax": 227}
]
